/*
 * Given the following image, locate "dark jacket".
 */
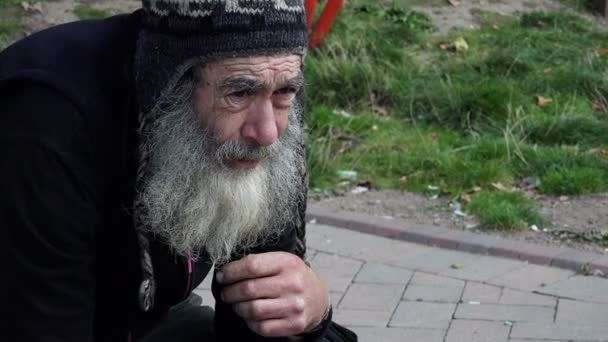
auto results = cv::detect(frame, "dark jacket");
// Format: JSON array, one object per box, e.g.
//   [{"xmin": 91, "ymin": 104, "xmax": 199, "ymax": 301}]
[{"xmin": 0, "ymin": 11, "xmax": 327, "ymax": 342}]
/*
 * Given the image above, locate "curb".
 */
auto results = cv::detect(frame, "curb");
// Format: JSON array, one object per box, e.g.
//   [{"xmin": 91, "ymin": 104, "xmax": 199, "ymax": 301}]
[{"xmin": 306, "ymin": 204, "xmax": 608, "ymax": 275}]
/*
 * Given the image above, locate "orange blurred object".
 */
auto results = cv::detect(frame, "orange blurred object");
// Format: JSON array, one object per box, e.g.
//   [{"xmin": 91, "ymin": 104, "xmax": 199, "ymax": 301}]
[{"xmin": 305, "ymin": 0, "xmax": 343, "ymax": 47}]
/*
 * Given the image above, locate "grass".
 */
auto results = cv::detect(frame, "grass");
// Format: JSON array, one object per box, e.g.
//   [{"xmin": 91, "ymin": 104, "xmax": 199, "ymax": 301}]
[
  {"xmin": 467, "ymin": 191, "xmax": 545, "ymax": 230},
  {"xmin": 73, "ymin": 5, "xmax": 111, "ymax": 20},
  {"xmin": 0, "ymin": 0, "xmax": 24, "ymax": 49},
  {"xmin": 305, "ymin": 2, "xmax": 608, "ymax": 230}
]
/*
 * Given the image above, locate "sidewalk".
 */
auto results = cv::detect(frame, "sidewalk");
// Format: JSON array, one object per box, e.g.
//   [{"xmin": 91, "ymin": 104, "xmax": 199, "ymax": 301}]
[{"xmin": 195, "ymin": 223, "xmax": 608, "ymax": 342}]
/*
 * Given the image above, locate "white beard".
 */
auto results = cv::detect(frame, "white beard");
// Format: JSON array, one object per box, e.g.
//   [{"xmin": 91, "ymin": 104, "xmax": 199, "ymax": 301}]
[{"xmin": 136, "ymin": 74, "xmax": 303, "ymax": 265}]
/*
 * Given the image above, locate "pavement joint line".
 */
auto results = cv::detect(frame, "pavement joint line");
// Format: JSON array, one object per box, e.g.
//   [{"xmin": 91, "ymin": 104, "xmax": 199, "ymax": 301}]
[
  {"xmin": 388, "ymin": 286, "xmax": 409, "ymax": 326},
  {"xmin": 307, "ymin": 205, "xmax": 608, "ymax": 275},
  {"xmin": 307, "ymin": 250, "xmax": 597, "ymax": 305},
  {"xmin": 335, "ymin": 261, "xmax": 365, "ymax": 310}
]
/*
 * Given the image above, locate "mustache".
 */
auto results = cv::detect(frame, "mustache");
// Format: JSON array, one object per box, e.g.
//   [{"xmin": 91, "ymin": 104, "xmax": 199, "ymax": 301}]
[{"xmin": 214, "ymin": 138, "xmax": 278, "ymax": 162}]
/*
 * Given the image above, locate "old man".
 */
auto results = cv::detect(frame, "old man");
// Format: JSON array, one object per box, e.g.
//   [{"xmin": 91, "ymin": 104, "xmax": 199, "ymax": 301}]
[{"xmin": 0, "ymin": 0, "xmax": 344, "ymax": 341}]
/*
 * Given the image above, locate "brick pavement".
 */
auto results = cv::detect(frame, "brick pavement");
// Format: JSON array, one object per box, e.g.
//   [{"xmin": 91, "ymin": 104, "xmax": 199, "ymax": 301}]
[{"xmin": 196, "ymin": 223, "xmax": 608, "ymax": 341}]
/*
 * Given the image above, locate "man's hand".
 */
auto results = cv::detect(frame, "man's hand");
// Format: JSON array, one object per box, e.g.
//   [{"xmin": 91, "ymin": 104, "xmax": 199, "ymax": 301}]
[{"xmin": 216, "ymin": 252, "xmax": 329, "ymax": 337}]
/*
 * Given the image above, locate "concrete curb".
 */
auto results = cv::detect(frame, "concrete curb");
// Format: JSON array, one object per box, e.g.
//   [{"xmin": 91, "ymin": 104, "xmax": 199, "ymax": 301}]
[{"xmin": 306, "ymin": 204, "xmax": 608, "ymax": 275}]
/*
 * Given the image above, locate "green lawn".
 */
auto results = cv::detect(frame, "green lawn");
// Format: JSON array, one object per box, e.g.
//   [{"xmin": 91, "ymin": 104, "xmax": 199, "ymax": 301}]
[
  {"xmin": 305, "ymin": 1, "xmax": 608, "ymax": 230},
  {"xmin": 1, "ymin": 0, "xmax": 606, "ymax": 231}
]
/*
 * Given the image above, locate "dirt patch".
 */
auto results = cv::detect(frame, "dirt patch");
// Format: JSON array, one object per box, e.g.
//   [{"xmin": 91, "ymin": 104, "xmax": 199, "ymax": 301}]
[
  {"xmin": 413, "ymin": 0, "xmax": 563, "ymax": 36},
  {"xmin": 310, "ymin": 190, "xmax": 608, "ymax": 255},
  {"xmin": 411, "ymin": 0, "xmax": 607, "ymax": 35},
  {"xmin": 22, "ymin": 0, "xmax": 138, "ymax": 36}
]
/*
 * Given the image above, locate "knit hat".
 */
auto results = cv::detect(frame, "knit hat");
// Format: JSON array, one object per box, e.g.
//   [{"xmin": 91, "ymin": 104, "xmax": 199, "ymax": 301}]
[
  {"xmin": 132, "ymin": 0, "xmax": 308, "ymax": 312},
  {"xmin": 134, "ymin": 0, "xmax": 308, "ymax": 114}
]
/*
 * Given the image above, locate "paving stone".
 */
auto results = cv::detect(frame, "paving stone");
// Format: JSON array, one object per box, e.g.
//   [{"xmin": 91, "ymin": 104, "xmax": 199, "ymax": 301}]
[
  {"xmin": 434, "ymin": 254, "xmax": 526, "ymax": 282},
  {"xmin": 445, "ymin": 320, "xmax": 509, "ymax": 342},
  {"xmin": 330, "ymin": 291, "xmax": 343, "ymax": 308},
  {"xmin": 556, "ymin": 299, "xmax": 608, "ymax": 326},
  {"xmin": 404, "ymin": 284, "xmax": 463, "ymax": 303},
  {"xmin": 551, "ymin": 250, "xmax": 603, "ymax": 272},
  {"xmin": 395, "ymin": 248, "xmax": 479, "ymax": 274},
  {"xmin": 306, "ymin": 249, "xmax": 319, "ymax": 262},
  {"xmin": 487, "ymin": 264, "xmax": 575, "ymax": 291},
  {"xmin": 197, "ymin": 272, "xmax": 213, "ymax": 290},
  {"xmin": 339, "ymin": 283, "xmax": 404, "ymax": 312},
  {"xmin": 499, "ymin": 289, "xmax": 556, "ymax": 307},
  {"xmin": 390, "ymin": 301, "xmax": 456, "ymax": 329},
  {"xmin": 537, "ymin": 275, "xmax": 608, "ymax": 303},
  {"xmin": 351, "ymin": 327, "xmax": 445, "ymax": 342},
  {"xmin": 399, "ymin": 249, "xmax": 525, "ymax": 282},
  {"xmin": 193, "ymin": 288, "xmax": 215, "ymax": 307},
  {"xmin": 306, "ymin": 224, "xmax": 429, "ymax": 264},
  {"xmin": 511, "ymin": 323, "xmax": 608, "ymax": 341},
  {"xmin": 509, "ymin": 340, "xmax": 564, "ymax": 342},
  {"xmin": 404, "ymin": 272, "xmax": 466, "ymax": 303},
  {"xmin": 455, "ymin": 304, "xmax": 554, "ymax": 323},
  {"xmin": 461, "ymin": 282, "xmax": 502, "ymax": 304},
  {"xmin": 410, "ymin": 272, "xmax": 465, "ymax": 288},
  {"xmin": 354, "ymin": 262, "xmax": 414, "ymax": 284},
  {"xmin": 311, "ymin": 252, "xmax": 363, "ymax": 292},
  {"xmin": 333, "ymin": 309, "xmax": 392, "ymax": 327}
]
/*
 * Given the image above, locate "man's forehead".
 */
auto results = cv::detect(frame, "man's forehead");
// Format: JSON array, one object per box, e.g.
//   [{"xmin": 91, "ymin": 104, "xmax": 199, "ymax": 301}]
[{"xmin": 203, "ymin": 54, "xmax": 302, "ymax": 83}]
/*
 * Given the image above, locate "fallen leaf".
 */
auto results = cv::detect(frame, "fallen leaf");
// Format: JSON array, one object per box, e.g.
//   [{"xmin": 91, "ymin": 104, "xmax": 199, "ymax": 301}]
[
  {"xmin": 536, "ymin": 20, "xmax": 547, "ymax": 28},
  {"xmin": 429, "ymin": 132, "xmax": 440, "ymax": 140},
  {"xmin": 450, "ymin": 263, "xmax": 463, "ymax": 270},
  {"xmin": 492, "ymin": 182, "xmax": 516, "ymax": 192},
  {"xmin": 399, "ymin": 176, "xmax": 408, "ymax": 183},
  {"xmin": 471, "ymin": 186, "xmax": 482, "ymax": 193},
  {"xmin": 592, "ymin": 100, "xmax": 606, "ymax": 110},
  {"xmin": 492, "ymin": 24, "xmax": 499, "ymax": 30},
  {"xmin": 438, "ymin": 42, "xmax": 451, "ymax": 50},
  {"xmin": 543, "ymin": 67, "xmax": 552, "ymax": 73},
  {"xmin": 598, "ymin": 48, "xmax": 608, "ymax": 57},
  {"xmin": 453, "ymin": 37, "xmax": 469, "ymax": 52},
  {"xmin": 535, "ymin": 95, "xmax": 553, "ymax": 106},
  {"xmin": 559, "ymin": 195, "xmax": 569, "ymax": 202},
  {"xmin": 460, "ymin": 193, "xmax": 471, "ymax": 204},
  {"xmin": 447, "ymin": 0, "xmax": 461, "ymax": 6}
]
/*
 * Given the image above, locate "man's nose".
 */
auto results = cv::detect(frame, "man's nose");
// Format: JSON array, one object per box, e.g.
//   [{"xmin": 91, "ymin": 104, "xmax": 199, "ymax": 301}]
[{"xmin": 240, "ymin": 99, "xmax": 278, "ymax": 147}]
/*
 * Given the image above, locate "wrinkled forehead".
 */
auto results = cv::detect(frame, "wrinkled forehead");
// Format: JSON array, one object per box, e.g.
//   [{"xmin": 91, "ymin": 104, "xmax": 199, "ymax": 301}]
[{"xmin": 198, "ymin": 54, "xmax": 303, "ymax": 88}]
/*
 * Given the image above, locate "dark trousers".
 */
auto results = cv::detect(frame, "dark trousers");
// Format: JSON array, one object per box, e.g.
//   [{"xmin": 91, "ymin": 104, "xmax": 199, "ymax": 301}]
[{"xmin": 138, "ymin": 294, "xmax": 217, "ymax": 342}]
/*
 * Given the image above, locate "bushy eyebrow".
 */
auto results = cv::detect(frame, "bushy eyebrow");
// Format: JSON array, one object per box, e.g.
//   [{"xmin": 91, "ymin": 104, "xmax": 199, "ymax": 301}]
[{"xmin": 218, "ymin": 72, "xmax": 305, "ymax": 93}]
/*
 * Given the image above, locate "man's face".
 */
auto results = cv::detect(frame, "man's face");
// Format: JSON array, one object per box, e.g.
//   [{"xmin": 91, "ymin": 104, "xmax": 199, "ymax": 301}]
[
  {"xmin": 192, "ymin": 54, "xmax": 303, "ymax": 169},
  {"xmin": 138, "ymin": 54, "xmax": 305, "ymax": 263}
]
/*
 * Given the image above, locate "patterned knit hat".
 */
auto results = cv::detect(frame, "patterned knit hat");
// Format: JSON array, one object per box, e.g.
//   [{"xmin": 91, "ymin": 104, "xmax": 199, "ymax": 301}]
[
  {"xmin": 132, "ymin": 0, "xmax": 308, "ymax": 312},
  {"xmin": 134, "ymin": 0, "xmax": 308, "ymax": 113}
]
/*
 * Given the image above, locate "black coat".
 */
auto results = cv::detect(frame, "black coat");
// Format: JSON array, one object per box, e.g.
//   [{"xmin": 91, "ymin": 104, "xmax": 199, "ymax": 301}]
[{"xmin": 0, "ymin": 10, "xmax": 326, "ymax": 342}]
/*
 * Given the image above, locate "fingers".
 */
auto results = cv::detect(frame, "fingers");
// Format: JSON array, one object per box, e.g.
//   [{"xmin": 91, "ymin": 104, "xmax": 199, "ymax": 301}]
[
  {"xmin": 222, "ymin": 275, "xmax": 293, "ymax": 303},
  {"xmin": 232, "ymin": 297, "xmax": 306, "ymax": 321},
  {"xmin": 217, "ymin": 252, "xmax": 301, "ymax": 285}
]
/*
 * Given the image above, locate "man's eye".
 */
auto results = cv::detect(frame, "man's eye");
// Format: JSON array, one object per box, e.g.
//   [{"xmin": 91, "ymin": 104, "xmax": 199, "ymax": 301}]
[
  {"xmin": 275, "ymin": 87, "xmax": 298, "ymax": 95},
  {"xmin": 230, "ymin": 89, "xmax": 252, "ymax": 98}
]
